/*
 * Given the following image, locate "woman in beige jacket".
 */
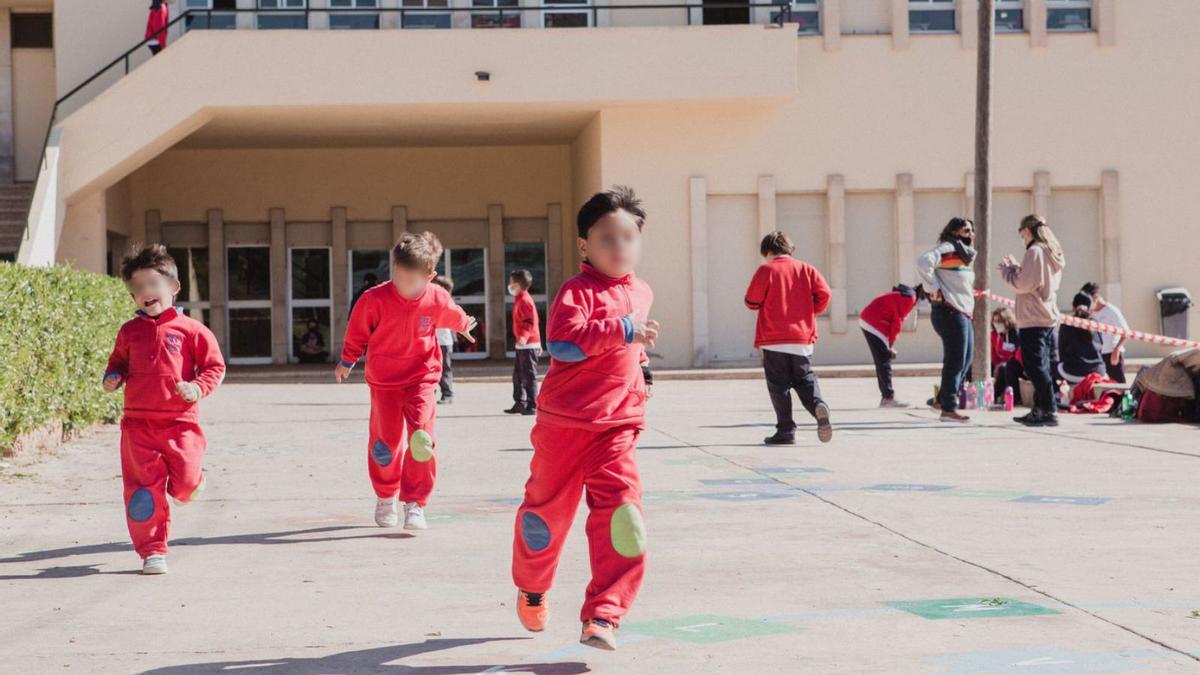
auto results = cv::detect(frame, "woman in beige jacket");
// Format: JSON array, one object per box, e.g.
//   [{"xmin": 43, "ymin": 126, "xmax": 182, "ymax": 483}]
[{"xmin": 999, "ymin": 214, "xmax": 1066, "ymax": 427}]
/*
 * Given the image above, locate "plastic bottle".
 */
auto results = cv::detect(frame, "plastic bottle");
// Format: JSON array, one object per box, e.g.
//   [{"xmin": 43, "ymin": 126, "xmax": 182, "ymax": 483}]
[
  {"xmin": 958, "ymin": 384, "xmax": 967, "ymax": 410},
  {"xmin": 984, "ymin": 381, "xmax": 995, "ymax": 408},
  {"xmin": 964, "ymin": 385, "xmax": 976, "ymax": 410},
  {"xmin": 976, "ymin": 381, "xmax": 988, "ymax": 409},
  {"xmin": 1003, "ymin": 386, "xmax": 1015, "ymax": 412}
]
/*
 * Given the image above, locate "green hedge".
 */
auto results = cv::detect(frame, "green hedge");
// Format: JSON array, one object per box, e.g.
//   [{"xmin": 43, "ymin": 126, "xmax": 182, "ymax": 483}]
[{"xmin": 0, "ymin": 262, "xmax": 134, "ymax": 451}]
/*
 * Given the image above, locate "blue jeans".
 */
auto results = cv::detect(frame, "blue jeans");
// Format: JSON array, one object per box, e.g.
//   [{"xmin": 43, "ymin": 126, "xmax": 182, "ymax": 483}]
[{"xmin": 930, "ymin": 303, "xmax": 973, "ymax": 412}]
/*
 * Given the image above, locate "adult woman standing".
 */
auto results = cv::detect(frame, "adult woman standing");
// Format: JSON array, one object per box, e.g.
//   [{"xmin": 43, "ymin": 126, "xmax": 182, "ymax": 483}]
[
  {"xmin": 916, "ymin": 217, "xmax": 977, "ymax": 423},
  {"xmin": 999, "ymin": 214, "xmax": 1066, "ymax": 427}
]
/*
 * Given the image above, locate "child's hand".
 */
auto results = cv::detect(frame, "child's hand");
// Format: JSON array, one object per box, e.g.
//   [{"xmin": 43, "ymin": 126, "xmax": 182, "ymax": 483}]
[
  {"xmin": 175, "ymin": 381, "xmax": 202, "ymax": 403},
  {"xmin": 516, "ymin": 337, "xmax": 527, "ymax": 348},
  {"xmin": 645, "ymin": 384, "xmax": 654, "ymax": 400},
  {"xmin": 458, "ymin": 316, "xmax": 478, "ymax": 344},
  {"xmin": 1109, "ymin": 352, "xmax": 1121, "ymax": 366},
  {"xmin": 889, "ymin": 347, "xmax": 898, "ymax": 359},
  {"xmin": 334, "ymin": 363, "xmax": 352, "ymax": 383},
  {"xmin": 102, "ymin": 372, "xmax": 123, "ymax": 393},
  {"xmin": 631, "ymin": 318, "xmax": 661, "ymax": 348}
]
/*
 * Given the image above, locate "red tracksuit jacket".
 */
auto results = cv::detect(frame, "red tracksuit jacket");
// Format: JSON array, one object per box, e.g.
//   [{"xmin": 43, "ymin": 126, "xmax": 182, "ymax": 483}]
[
  {"xmin": 341, "ymin": 282, "xmax": 472, "ymax": 389},
  {"xmin": 538, "ymin": 262, "xmax": 653, "ymax": 431},
  {"xmin": 105, "ymin": 308, "xmax": 225, "ymax": 422},
  {"xmin": 859, "ymin": 291, "xmax": 918, "ymax": 346},
  {"xmin": 744, "ymin": 255, "xmax": 832, "ymax": 348},
  {"xmin": 513, "ymin": 290, "xmax": 540, "ymax": 345},
  {"xmin": 145, "ymin": 6, "xmax": 169, "ymax": 46}
]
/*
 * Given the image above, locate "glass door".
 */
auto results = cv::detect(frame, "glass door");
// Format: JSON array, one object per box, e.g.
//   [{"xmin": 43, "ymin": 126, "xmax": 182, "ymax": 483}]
[
  {"xmin": 437, "ymin": 248, "xmax": 488, "ymax": 359},
  {"xmin": 504, "ymin": 242, "xmax": 548, "ymax": 356},
  {"xmin": 289, "ymin": 247, "xmax": 333, "ymax": 363},
  {"xmin": 226, "ymin": 246, "xmax": 273, "ymax": 365},
  {"xmin": 348, "ymin": 249, "xmax": 391, "ymax": 319},
  {"xmin": 168, "ymin": 246, "xmax": 211, "ymax": 325}
]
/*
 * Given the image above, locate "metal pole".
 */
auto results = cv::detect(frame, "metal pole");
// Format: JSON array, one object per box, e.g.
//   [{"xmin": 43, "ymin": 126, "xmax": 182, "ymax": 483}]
[{"xmin": 972, "ymin": 0, "xmax": 995, "ymax": 386}]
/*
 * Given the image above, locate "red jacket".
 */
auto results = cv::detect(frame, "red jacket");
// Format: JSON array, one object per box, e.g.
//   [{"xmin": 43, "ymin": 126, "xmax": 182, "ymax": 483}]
[
  {"xmin": 104, "ymin": 308, "xmax": 225, "ymax": 422},
  {"xmin": 859, "ymin": 291, "xmax": 918, "ymax": 346},
  {"xmin": 512, "ymin": 290, "xmax": 540, "ymax": 346},
  {"xmin": 991, "ymin": 330, "xmax": 1023, "ymax": 366},
  {"xmin": 744, "ymin": 255, "xmax": 832, "ymax": 348},
  {"xmin": 538, "ymin": 262, "xmax": 653, "ymax": 431},
  {"xmin": 340, "ymin": 282, "xmax": 471, "ymax": 389},
  {"xmin": 145, "ymin": 6, "xmax": 170, "ymax": 47}
]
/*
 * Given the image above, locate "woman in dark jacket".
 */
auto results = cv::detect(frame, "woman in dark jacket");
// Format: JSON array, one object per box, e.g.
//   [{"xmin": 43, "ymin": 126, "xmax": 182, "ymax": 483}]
[{"xmin": 1057, "ymin": 292, "xmax": 1106, "ymax": 384}]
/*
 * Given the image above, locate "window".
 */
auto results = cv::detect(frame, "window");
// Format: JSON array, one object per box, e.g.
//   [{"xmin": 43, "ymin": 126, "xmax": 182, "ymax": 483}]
[
  {"xmin": 543, "ymin": 0, "xmax": 591, "ymax": 28},
  {"xmin": 349, "ymin": 250, "xmax": 390, "ymax": 317},
  {"xmin": 168, "ymin": 247, "xmax": 211, "ymax": 325},
  {"xmin": 472, "ymin": 0, "xmax": 520, "ymax": 28},
  {"xmin": 435, "ymin": 249, "xmax": 488, "ymax": 357},
  {"xmin": 227, "ymin": 246, "xmax": 273, "ymax": 363},
  {"xmin": 909, "ymin": 0, "xmax": 955, "ymax": 33},
  {"xmin": 503, "ymin": 242, "xmax": 548, "ymax": 354},
  {"xmin": 11, "ymin": 13, "xmax": 53, "ymax": 48},
  {"xmin": 1047, "ymin": 0, "xmax": 1091, "ymax": 32},
  {"xmin": 402, "ymin": 0, "xmax": 451, "ymax": 29},
  {"xmin": 996, "ymin": 0, "xmax": 1024, "ymax": 32},
  {"xmin": 258, "ymin": 0, "xmax": 308, "ymax": 29},
  {"xmin": 331, "ymin": 0, "xmax": 381, "ymax": 29},
  {"xmin": 184, "ymin": 0, "xmax": 238, "ymax": 30},
  {"xmin": 770, "ymin": 1, "xmax": 819, "ymax": 35},
  {"xmin": 289, "ymin": 248, "xmax": 332, "ymax": 363}
]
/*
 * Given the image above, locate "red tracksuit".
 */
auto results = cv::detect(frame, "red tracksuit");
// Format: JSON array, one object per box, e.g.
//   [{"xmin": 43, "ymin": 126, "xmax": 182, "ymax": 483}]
[
  {"xmin": 859, "ymin": 291, "xmax": 918, "ymax": 347},
  {"xmin": 104, "ymin": 308, "xmax": 225, "ymax": 558},
  {"xmin": 512, "ymin": 290, "xmax": 540, "ymax": 346},
  {"xmin": 145, "ymin": 5, "xmax": 169, "ymax": 47},
  {"xmin": 513, "ymin": 262, "xmax": 653, "ymax": 626},
  {"xmin": 744, "ymin": 255, "xmax": 832, "ymax": 347},
  {"xmin": 340, "ymin": 282, "xmax": 471, "ymax": 504}
]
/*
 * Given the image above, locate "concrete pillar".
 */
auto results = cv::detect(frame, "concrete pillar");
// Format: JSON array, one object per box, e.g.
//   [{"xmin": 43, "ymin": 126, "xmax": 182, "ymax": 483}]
[
  {"xmin": 145, "ymin": 209, "xmax": 162, "ymax": 246},
  {"xmin": 380, "ymin": 0, "xmax": 402, "ymax": 29},
  {"xmin": 308, "ymin": 0, "xmax": 330, "ymax": 29},
  {"xmin": 1033, "ymin": 171, "xmax": 1051, "ymax": 218},
  {"xmin": 1028, "ymin": 0, "xmax": 1048, "ymax": 47},
  {"xmin": 207, "ymin": 209, "xmax": 228, "ymax": 357},
  {"xmin": 826, "ymin": 174, "xmax": 847, "ymax": 333},
  {"xmin": 331, "ymin": 206, "xmax": 348, "ymax": 358},
  {"xmin": 1100, "ymin": 170, "xmax": 1121, "ymax": 305},
  {"xmin": 756, "ymin": 175, "xmax": 776, "ymax": 242},
  {"xmin": 689, "ymin": 176, "xmax": 709, "ymax": 368},
  {"xmin": 820, "ymin": 0, "xmax": 840, "ymax": 51},
  {"xmin": 391, "ymin": 205, "xmax": 408, "ymax": 245},
  {"xmin": 0, "ymin": 10, "xmax": 13, "ymax": 183},
  {"xmin": 1096, "ymin": 0, "xmax": 1116, "ymax": 46},
  {"xmin": 963, "ymin": 172, "xmax": 975, "ymax": 220},
  {"xmin": 895, "ymin": 173, "xmax": 916, "ymax": 288},
  {"xmin": 270, "ymin": 208, "xmax": 287, "ymax": 364},
  {"xmin": 891, "ymin": 0, "xmax": 910, "ymax": 50},
  {"xmin": 546, "ymin": 203, "xmax": 564, "ymax": 299},
  {"xmin": 236, "ymin": 0, "xmax": 257, "ymax": 29},
  {"xmin": 486, "ymin": 204, "xmax": 505, "ymax": 358},
  {"xmin": 958, "ymin": 0, "xmax": 977, "ymax": 49}
]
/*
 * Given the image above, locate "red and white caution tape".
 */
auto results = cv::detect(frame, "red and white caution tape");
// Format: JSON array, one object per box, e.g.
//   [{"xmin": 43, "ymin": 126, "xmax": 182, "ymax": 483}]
[{"xmin": 976, "ymin": 290, "xmax": 1200, "ymax": 350}]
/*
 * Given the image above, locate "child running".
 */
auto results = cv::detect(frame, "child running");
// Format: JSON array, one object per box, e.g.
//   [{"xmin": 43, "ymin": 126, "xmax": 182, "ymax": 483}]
[
  {"xmin": 103, "ymin": 245, "xmax": 226, "ymax": 575},
  {"xmin": 336, "ymin": 232, "xmax": 477, "ymax": 530},
  {"xmin": 504, "ymin": 269, "xmax": 541, "ymax": 416},
  {"xmin": 512, "ymin": 186, "xmax": 659, "ymax": 651},
  {"xmin": 432, "ymin": 275, "xmax": 456, "ymax": 404}
]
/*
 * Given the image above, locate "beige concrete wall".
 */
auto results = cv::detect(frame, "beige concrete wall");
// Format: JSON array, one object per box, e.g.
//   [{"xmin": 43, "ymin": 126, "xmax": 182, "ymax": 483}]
[
  {"xmin": 53, "ymin": 0, "xmax": 155, "ymax": 113},
  {"xmin": 11, "ymin": 43, "xmax": 54, "ymax": 181}
]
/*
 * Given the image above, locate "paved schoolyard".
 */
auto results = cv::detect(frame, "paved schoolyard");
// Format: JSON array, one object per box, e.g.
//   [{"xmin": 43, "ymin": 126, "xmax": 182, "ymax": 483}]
[{"xmin": 1, "ymin": 376, "xmax": 1198, "ymax": 674}]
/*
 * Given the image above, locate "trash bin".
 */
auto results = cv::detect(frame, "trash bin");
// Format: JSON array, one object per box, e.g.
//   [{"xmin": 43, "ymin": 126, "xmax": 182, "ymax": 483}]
[{"xmin": 1155, "ymin": 287, "xmax": 1192, "ymax": 339}]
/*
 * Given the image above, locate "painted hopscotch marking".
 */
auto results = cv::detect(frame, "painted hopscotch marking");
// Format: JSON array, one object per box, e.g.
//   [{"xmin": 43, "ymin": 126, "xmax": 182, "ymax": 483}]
[
  {"xmin": 698, "ymin": 478, "xmax": 786, "ymax": 487},
  {"xmin": 866, "ymin": 484, "xmax": 956, "ymax": 492},
  {"xmin": 931, "ymin": 646, "xmax": 1162, "ymax": 674},
  {"xmin": 696, "ymin": 491, "xmax": 796, "ymax": 502},
  {"xmin": 757, "ymin": 467, "xmax": 832, "ymax": 475},
  {"xmin": 623, "ymin": 614, "xmax": 801, "ymax": 644},
  {"xmin": 885, "ymin": 598, "xmax": 1060, "ymax": 620},
  {"xmin": 1010, "ymin": 495, "xmax": 1111, "ymax": 506},
  {"xmin": 933, "ymin": 489, "xmax": 1028, "ymax": 499}
]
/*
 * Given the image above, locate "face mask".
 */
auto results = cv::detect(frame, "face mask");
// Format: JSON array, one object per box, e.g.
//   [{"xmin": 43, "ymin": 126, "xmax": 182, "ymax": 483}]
[
  {"xmin": 958, "ymin": 235, "xmax": 974, "ymax": 246},
  {"xmin": 507, "ymin": 285, "xmax": 518, "ymax": 297},
  {"xmin": 993, "ymin": 323, "xmax": 1005, "ymax": 334}
]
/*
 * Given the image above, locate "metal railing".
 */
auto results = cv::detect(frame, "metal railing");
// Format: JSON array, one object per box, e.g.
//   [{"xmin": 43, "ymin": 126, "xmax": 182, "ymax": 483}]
[{"xmin": 20, "ymin": 4, "xmax": 805, "ymax": 253}]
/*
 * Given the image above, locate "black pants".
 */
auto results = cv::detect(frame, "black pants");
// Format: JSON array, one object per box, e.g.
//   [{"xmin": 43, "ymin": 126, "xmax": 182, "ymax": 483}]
[
  {"xmin": 148, "ymin": 44, "xmax": 162, "ymax": 56},
  {"xmin": 762, "ymin": 349, "xmax": 825, "ymax": 433},
  {"xmin": 861, "ymin": 329, "xmax": 894, "ymax": 399},
  {"xmin": 438, "ymin": 345, "xmax": 453, "ymax": 400},
  {"xmin": 993, "ymin": 358, "xmax": 1023, "ymax": 405},
  {"xmin": 930, "ymin": 304, "xmax": 973, "ymax": 412},
  {"xmin": 512, "ymin": 349, "xmax": 539, "ymax": 408},
  {"xmin": 1103, "ymin": 351, "xmax": 1127, "ymax": 383},
  {"xmin": 1019, "ymin": 327, "xmax": 1056, "ymax": 416}
]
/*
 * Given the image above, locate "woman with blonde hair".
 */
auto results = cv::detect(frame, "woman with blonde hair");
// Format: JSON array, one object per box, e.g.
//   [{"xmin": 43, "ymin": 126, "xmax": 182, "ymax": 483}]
[{"xmin": 999, "ymin": 214, "xmax": 1065, "ymax": 427}]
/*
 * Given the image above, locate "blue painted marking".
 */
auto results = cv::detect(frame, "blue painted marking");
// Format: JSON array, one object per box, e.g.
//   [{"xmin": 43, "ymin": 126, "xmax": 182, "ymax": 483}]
[
  {"xmin": 371, "ymin": 439, "xmax": 394, "ymax": 466},
  {"xmin": 1011, "ymin": 495, "xmax": 1111, "ymax": 506},
  {"xmin": 866, "ymin": 484, "xmax": 955, "ymax": 492},
  {"xmin": 758, "ymin": 467, "xmax": 831, "ymax": 475},
  {"xmin": 547, "ymin": 341, "xmax": 587, "ymax": 362},
  {"xmin": 488, "ymin": 497, "xmax": 525, "ymax": 506},
  {"xmin": 520, "ymin": 511, "xmax": 552, "ymax": 551},
  {"xmin": 931, "ymin": 646, "xmax": 1162, "ymax": 674},
  {"xmin": 696, "ymin": 491, "xmax": 795, "ymax": 502},
  {"xmin": 127, "ymin": 488, "xmax": 155, "ymax": 522},
  {"xmin": 698, "ymin": 478, "xmax": 781, "ymax": 487}
]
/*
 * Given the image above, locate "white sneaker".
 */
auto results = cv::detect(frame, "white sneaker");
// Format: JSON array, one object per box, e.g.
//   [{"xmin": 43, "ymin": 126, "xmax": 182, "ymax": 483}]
[
  {"xmin": 141, "ymin": 554, "xmax": 168, "ymax": 575},
  {"xmin": 375, "ymin": 497, "xmax": 399, "ymax": 528},
  {"xmin": 403, "ymin": 502, "xmax": 428, "ymax": 531}
]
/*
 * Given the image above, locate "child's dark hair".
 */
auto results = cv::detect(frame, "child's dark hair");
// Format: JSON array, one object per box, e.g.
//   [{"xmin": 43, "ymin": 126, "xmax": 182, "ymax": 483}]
[
  {"xmin": 510, "ymin": 269, "xmax": 533, "ymax": 290},
  {"xmin": 121, "ymin": 244, "xmax": 178, "ymax": 282},
  {"xmin": 577, "ymin": 185, "xmax": 645, "ymax": 239},
  {"xmin": 760, "ymin": 231, "xmax": 795, "ymax": 257},
  {"xmin": 432, "ymin": 275, "xmax": 454, "ymax": 293},
  {"xmin": 1080, "ymin": 281, "xmax": 1101, "ymax": 297},
  {"xmin": 392, "ymin": 231, "xmax": 443, "ymax": 275}
]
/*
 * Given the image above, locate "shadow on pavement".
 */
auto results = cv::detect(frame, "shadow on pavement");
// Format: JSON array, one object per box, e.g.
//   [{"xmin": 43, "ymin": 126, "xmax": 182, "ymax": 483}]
[
  {"xmin": 0, "ymin": 564, "xmax": 142, "ymax": 580},
  {"xmin": 136, "ymin": 638, "xmax": 590, "ymax": 675}
]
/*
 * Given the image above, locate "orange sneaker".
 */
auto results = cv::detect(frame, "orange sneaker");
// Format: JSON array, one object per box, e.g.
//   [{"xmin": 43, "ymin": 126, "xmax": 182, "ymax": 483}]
[
  {"xmin": 516, "ymin": 590, "xmax": 548, "ymax": 632},
  {"xmin": 580, "ymin": 618, "xmax": 617, "ymax": 651}
]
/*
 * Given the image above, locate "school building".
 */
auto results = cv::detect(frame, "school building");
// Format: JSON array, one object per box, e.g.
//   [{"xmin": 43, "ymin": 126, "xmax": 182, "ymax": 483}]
[{"xmin": 7, "ymin": 0, "xmax": 1199, "ymax": 367}]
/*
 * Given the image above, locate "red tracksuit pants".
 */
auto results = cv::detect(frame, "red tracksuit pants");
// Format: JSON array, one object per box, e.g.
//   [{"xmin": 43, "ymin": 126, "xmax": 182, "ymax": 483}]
[
  {"xmin": 368, "ymin": 383, "xmax": 437, "ymax": 504},
  {"xmin": 512, "ymin": 423, "xmax": 646, "ymax": 626},
  {"xmin": 120, "ymin": 417, "xmax": 206, "ymax": 558}
]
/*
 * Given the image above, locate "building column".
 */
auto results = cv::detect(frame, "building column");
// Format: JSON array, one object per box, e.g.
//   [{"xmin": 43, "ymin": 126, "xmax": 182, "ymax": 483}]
[
  {"xmin": 895, "ymin": 174, "xmax": 918, "ymax": 332},
  {"xmin": 1033, "ymin": 171, "xmax": 1051, "ymax": 217},
  {"xmin": 891, "ymin": 0, "xmax": 910, "ymax": 50},
  {"xmin": 546, "ymin": 203, "xmax": 564, "ymax": 300},
  {"xmin": 1100, "ymin": 170, "xmax": 1121, "ymax": 305},
  {"xmin": 331, "ymin": 206, "xmax": 348, "ymax": 359},
  {"xmin": 270, "ymin": 208, "xmax": 287, "ymax": 364},
  {"xmin": 487, "ymin": 204, "xmax": 506, "ymax": 358},
  {"xmin": 1096, "ymin": 0, "xmax": 1116, "ymax": 46},
  {"xmin": 958, "ymin": 0, "xmax": 977, "ymax": 49},
  {"xmin": 391, "ymin": 205, "xmax": 408, "ymax": 245},
  {"xmin": 826, "ymin": 174, "xmax": 848, "ymax": 333},
  {"xmin": 819, "ymin": 0, "xmax": 840, "ymax": 51},
  {"xmin": 236, "ymin": 0, "xmax": 257, "ymax": 29},
  {"xmin": 757, "ymin": 175, "xmax": 777, "ymax": 241},
  {"xmin": 1028, "ymin": 0, "xmax": 1048, "ymax": 47},
  {"xmin": 308, "ymin": 0, "xmax": 330, "ymax": 29},
  {"xmin": 207, "ymin": 209, "xmax": 227, "ymax": 357},
  {"xmin": 145, "ymin": 209, "xmax": 162, "ymax": 246},
  {"xmin": 0, "ymin": 10, "xmax": 13, "ymax": 183},
  {"xmin": 962, "ymin": 172, "xmax": 975, "ymax": 219},
  {"xmin": 689, "ymin": 176, "xmax": 709, "ymax": 368}
]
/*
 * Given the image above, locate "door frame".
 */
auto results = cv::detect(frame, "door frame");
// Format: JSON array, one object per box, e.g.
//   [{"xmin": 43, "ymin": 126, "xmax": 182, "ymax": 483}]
[
  {"xmin": 287, "ymin": 246, "xmax": 334, "ymax": 363},
  {"xmin": 226, "ymin": 244, "xmax": 273, "ymax": 366}
]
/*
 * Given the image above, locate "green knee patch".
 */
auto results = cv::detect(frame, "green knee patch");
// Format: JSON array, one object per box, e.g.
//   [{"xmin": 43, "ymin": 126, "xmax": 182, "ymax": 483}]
[
  {"xmin": 610, "ymin": 503, "xmax": 646, "ymax": 558},
  {"xmin": 410, "ymin": 429, "xmax": 434, "ymax": 463}
]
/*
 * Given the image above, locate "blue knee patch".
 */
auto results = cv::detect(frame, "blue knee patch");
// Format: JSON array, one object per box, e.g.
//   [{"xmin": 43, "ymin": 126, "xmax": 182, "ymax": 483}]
[
  {"xmin": 371, "ymin": 439, "xmax": 394, "ymax": 466},
  {"xmin": 127, "ymin": 488, "xmax": 155, "ymax": 522},
  {"xmin": 521, "ymin": 511, "xmax": 552, "ymax": 552}
]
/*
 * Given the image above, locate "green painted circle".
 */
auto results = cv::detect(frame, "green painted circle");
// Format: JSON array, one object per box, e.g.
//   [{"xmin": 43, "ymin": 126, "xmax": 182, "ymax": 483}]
[
  {"xmin": 610, "ymin": 502, "xmax": 646, "ymax": 558},
  {"xmin": 410, "ymin": 430, "xmax": 435, "ymax": 462}
]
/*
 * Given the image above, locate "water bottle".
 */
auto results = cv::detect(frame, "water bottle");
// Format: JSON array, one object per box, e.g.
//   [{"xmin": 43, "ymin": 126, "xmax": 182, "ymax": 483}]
[
  {"xmin": 1119, "ymin": 391, "xmax": 1137, "ymax": 420},
  {"xmin": 976, "ymin": 381, "xmax": 988, "ymax": 409},
  {"xmin": 1003, "ymin": 386, "xmax": 1015, "ymax": 412},
  {"xmin": 964, "ymin": 385, "xmax": 976, "ymax": 410},
  {"xmin": 984, "ymin": 380, "xmax": 995, "ymax": 408},
  {"xmin": 958, "ymin": 384, "xmax": 968, "ymax": 410}
]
